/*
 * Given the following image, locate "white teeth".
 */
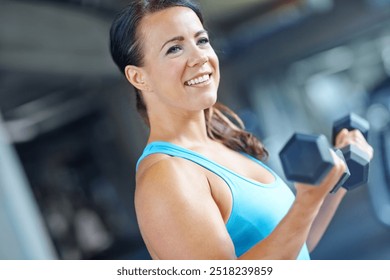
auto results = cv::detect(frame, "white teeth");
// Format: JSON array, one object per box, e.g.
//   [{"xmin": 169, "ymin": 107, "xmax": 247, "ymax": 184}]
[{"xmin": 186, "ymin": 74, "xmax": 210, "ymax": 86}]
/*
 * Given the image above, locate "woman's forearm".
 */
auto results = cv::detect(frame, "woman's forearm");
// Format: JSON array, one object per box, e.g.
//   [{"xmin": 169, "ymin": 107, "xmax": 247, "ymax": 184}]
[{"xmin": 306, "ymin": 188, "xmax": 347, "ymax": 252}]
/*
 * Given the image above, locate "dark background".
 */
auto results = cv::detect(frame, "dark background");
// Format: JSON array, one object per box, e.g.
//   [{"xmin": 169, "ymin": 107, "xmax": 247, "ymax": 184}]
[{"xmin": 1, "ymin": 0, "xmax": 390, "ymax": 260}]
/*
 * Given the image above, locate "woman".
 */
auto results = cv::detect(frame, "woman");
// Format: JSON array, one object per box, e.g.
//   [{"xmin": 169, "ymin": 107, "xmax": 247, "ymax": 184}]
[{"xmin": 109, "ymin": 0, "xmax": 374, "ymax": 259}]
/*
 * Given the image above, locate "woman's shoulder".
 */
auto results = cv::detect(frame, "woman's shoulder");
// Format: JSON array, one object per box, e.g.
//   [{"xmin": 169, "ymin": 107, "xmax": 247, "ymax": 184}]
[{"xmin": 136, "ymin": 153, "xmax": 208, "ymax": 194}]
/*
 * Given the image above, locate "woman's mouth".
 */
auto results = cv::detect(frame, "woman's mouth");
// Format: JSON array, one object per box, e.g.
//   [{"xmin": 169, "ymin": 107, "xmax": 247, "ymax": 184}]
[{"xmin": 185, "ymin": 74, "xmax": 211, "ymax": 86}]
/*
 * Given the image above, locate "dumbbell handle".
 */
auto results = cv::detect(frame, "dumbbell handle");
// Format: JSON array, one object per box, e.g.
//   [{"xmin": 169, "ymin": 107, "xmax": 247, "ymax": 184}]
[{"xmin": 330, "ymin": 149, "xmax": 351, "ymax": 193}]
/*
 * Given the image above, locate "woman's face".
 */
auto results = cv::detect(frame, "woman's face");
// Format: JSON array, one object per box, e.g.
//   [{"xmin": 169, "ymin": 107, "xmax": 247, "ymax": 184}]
[{"xmin": 137, "ymin": 6, "xmax": 220, "ymax": 113}]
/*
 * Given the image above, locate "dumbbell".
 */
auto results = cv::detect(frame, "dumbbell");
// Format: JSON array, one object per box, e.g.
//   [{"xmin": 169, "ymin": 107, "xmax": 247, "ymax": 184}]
[
  {"xmin": 279, "ymin": 133, "xmax": 350, "ymax": 193},
  {"xmin": 332, "ymin": 113, "xmax": 370, "ymax": 190}
]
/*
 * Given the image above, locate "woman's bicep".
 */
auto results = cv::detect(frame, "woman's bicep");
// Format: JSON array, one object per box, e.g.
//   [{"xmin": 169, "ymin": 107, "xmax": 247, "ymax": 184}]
[{"xmin": 135, "ymin": 158, "xmax": 236, "ymax": 260}]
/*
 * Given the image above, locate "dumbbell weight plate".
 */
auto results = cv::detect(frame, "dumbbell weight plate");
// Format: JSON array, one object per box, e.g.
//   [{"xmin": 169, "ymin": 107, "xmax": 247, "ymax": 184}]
[
  {"xmin": 340, "ymin": 145, "xmax": 370, "ymax": 190},
  {"xmin": 279, "ymin": 133, "xmax": 334, "ymax": 185},
  {"xmin": 332, "ymin": 113, "xmax": 370, "ymax": 144},
  {"xmin": 332, "ymin": 113, "xmax": 371, "ymax": 190}
]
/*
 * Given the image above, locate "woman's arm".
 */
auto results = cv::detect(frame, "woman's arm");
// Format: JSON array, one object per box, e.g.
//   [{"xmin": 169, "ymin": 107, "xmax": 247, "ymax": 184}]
[
  {"xmin": 306, "ymin": 128, "xmax": 374, "ymax": 252},
  {"xmin": 135, "ymin": 156, "xmax": 236, "ymax": 259},
  {"xmin": 306, "ymin": 188, "xmax": 347, "ymax": 252}
]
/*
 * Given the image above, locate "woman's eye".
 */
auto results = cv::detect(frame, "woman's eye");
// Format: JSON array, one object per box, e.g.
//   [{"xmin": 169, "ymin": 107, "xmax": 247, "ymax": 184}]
[
  {"xmin": 166, "ymin": 45, "xmax": 182, "ymax": 55},
  {"xmin": 198, "ymin": 37, "xmax": 210, "ymax": 45}
]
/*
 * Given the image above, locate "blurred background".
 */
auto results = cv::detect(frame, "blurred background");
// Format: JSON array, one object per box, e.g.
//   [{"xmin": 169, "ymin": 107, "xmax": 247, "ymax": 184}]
[{"xmin": 1, "ymin": 0, "xmax": 390, "ymax": 260}]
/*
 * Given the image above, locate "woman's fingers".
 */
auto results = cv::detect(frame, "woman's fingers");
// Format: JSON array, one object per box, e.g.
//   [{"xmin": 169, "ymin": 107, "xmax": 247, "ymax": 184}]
[
  {"xmin": 295, "ymin": 149, "xmax": 347, "ymax": 198},
  {"xmin": 335, "ymin": 129, "xmax": 374, "ymax": 160}
]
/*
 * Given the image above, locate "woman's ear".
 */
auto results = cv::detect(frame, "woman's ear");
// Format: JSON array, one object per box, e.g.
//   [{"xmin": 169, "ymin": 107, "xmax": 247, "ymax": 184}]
[{"xmin": 124, "ymin": 65, "xmax": 149, "ymax": 92}]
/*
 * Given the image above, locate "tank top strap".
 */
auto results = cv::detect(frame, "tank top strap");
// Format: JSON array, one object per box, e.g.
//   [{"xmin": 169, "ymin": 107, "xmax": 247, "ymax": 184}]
[{"xmin": 136, "ymin": 141, "xmax": 233, "ymax": 182}]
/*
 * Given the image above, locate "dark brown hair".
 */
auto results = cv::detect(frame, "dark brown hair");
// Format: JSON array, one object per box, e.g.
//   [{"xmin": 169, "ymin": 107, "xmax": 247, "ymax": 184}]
[{"xmin": 110, "ymin": 0, "xmax": 268, "ymax": 160}]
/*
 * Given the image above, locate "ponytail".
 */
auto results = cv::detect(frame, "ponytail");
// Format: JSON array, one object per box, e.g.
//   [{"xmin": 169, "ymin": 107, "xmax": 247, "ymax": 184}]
[{"xmin": 205, "ymin": 103, "xmax": 268, "ymax": 161}]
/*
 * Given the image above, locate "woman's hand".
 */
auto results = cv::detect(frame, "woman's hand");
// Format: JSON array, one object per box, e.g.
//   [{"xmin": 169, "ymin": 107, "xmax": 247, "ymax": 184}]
[
  {"xmin": 335, "ymin": 129, "xmax": 374, "ymax": 160},
  {"xmin": 294, "ymin": 149, "xmax": 347, "ymax": 204},
  {"xmin": 303, "ymin": 129, "xmax": 373, "ymax": 251}
]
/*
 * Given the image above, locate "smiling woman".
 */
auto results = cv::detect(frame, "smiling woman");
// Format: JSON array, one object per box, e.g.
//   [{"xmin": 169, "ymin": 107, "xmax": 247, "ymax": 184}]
[
  {"xmin": 131, "ymin": 7, "xmax": 219, "ymax": 116},
  {"xmin": 109, "ymin": 1, "xmax": 266, "ymax": 159},
  {"xmin": 109, "ymin": 0, "xmax": 372, "ymax": 260}
]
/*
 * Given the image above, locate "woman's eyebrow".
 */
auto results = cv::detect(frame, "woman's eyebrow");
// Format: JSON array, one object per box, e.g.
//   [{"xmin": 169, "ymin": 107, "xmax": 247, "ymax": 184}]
[
  {"xmin": 160, "ymin": 36, "xmax": 184, "ymax": 51},
  {"xmin": 160, "ymin": 30, "xmax": 208, "ymax": 51},
  {"xmin": 195, "ymin": 29, "xmax": 208, "ymax": 37}
]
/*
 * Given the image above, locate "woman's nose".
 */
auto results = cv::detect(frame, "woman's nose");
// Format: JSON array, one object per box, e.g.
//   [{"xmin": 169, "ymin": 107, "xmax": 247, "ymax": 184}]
[{"xmin": 187, "ymin": 51, "xmax": 208, "ymax": 67}]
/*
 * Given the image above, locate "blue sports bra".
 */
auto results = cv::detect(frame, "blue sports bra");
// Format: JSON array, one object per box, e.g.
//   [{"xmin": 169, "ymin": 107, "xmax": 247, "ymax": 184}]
[{"xmin": 136, "ymin": 141, "xmax": 310, "ymax": 259}]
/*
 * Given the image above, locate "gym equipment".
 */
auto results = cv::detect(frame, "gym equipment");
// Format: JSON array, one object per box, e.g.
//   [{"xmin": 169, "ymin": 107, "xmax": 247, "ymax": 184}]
[
  {"xmin": 0, "ymin": 116, "xmax": 57, "ymax": 259},
  {"xmin": 279, "ymin": 133, "xmax": 350, "ymax": 193},
  {"xmin": 332, "ymin": 113, "xmax": 370, "ymax": 190}
]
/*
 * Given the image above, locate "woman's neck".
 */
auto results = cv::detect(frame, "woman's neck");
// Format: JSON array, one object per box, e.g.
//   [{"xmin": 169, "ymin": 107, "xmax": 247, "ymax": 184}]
[{"xmin": 147, "ymin": 109, "xmax": 211, "ymax": 148}]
